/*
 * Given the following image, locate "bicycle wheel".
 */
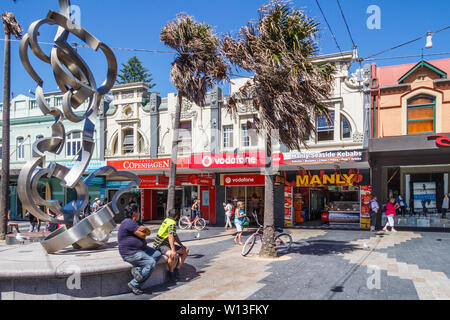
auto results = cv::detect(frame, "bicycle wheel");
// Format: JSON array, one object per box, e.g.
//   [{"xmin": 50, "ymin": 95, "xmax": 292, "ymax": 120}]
[
  {"xmin": 179, "ymin": 216, "xmax": 191, "ymax": 230},
  {"xmin": 194, "ymin": 218, "xmax": 206, "ymax": 230},
  {"xmin": 274, "ymin": 233, "xmax": 292, "ymax": 253},
  {"xmin": 241, "ymin": 234, "xmax": 256, "ymax": 257}
]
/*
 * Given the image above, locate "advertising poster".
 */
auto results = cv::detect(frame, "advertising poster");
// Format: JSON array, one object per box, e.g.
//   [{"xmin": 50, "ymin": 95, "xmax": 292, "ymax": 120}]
[
  {"xmin": 284, "ymin": 187, "xmax": 293, "ymax": 227},
  {"xmin": 413, "ymin": 182, "xmax": 437, "ymax": 213},
  {"xmin": 360, "ymin": 185, "xmax": 372, "ymax": 230}
]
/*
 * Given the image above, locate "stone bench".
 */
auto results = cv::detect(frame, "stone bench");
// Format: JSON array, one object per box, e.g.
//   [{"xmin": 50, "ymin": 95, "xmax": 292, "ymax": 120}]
[{"xmin": 0, "ymin": 242, "xmax": 168, "ymax": 300}]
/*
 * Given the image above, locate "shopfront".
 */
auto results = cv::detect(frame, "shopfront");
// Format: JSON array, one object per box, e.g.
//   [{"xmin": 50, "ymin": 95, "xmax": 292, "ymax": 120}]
[
  {"xmin": 283, "ymin": 169, "xmax": 371, "ymax": 229},
  {"xmin": 107, "ymin": 158, "xmax": 216, "ymax": 223},
  {"xmin": 370, "ymin": 134, "xmax": 450, "ymax": 229}
]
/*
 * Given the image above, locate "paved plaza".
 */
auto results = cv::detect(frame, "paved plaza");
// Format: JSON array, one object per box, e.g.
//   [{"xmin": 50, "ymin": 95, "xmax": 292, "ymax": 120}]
[{"xmin": 2, "ymin": 223, "xmax": 450, "ymax": 300}]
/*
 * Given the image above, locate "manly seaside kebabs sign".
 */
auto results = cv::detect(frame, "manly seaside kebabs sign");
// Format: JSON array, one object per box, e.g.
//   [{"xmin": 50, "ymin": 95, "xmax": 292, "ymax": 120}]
[{"xmin": 284, "ymin": 149, "xmax": 367, "ymax": 165}]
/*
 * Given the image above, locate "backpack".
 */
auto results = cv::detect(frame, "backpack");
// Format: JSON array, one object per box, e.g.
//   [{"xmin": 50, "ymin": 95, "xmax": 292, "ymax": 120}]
[{"xmin": 230, "ymin": 207, "xmax": 235, "ymax": 216}]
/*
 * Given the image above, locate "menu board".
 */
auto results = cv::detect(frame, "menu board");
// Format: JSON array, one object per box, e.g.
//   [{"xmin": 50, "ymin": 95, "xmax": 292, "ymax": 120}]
[
  {"xmin": 284, "ymin": 187, "xmax": 294, "ymax": 227},
  {"xmin": 360, "ymin": 185, "xmax": 372, "ymax": 230}
]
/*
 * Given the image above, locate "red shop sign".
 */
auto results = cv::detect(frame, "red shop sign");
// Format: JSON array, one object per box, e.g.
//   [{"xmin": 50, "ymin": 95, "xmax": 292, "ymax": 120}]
[
  {"xmin": 190, "ymin": 152, "xmax": 283, "ymax": 169},
  {"xmin": 108, "ymin": 158, "xmax": 171, "ymax": 170},
  {"xmin": 189, "ymin": 175, "xmax": 213, "ymax": 186},
  {"xmin": 139, "ymin": 176, "xmax": 167, "ymax": 189},
  {"xmin": 224, "ymin": 174, "xmax": 265, "ymax": 186}
]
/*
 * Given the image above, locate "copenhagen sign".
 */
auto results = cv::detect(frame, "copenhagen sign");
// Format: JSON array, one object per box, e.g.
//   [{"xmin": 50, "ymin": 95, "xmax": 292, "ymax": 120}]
[{"xmin": 108, "ymin": 159, "xmax": 171, "ymax": 170}]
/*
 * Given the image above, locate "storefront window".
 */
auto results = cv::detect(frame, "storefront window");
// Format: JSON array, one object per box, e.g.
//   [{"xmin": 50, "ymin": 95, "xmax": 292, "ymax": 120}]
[
  {"xmin": 225, "ymin": 185, "xmax": 264, "ymax": 225},
  {"xmin": 407, "ymin": 94, "xmax": 435, "ymax": 135}
]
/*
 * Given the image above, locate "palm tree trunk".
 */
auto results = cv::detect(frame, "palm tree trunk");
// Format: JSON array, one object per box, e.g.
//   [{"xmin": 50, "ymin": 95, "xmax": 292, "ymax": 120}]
[
  {"xmin": 259, "ymin": 132, "xmax": 277, "ymax": 258},
  {"xmin": 0, "ymin": 30, "xmax": 11, "ymax": 240},
  {"xmin": 166, "ymin": 94, "xmax": 182, "ymax": 217}
]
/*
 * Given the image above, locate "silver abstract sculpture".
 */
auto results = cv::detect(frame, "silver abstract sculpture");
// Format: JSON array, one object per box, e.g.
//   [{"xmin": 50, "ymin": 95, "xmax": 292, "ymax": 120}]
[{"xmin": 18, "ymin": 0, "xmax": 140, "ymax": 254}]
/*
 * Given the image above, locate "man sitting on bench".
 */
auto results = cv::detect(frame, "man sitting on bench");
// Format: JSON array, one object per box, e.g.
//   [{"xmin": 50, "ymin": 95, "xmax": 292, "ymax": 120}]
[{"xmin": 153, "ymin": 209, "xmax": 189, "ymax": 282}]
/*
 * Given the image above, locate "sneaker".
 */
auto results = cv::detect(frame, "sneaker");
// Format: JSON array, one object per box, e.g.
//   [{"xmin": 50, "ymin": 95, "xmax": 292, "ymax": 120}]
[
  {"xmin": 128, "ymin": 282, "xmax": 144, "ymax": 295},
  {"xmin": 174, "ymin": 269, "xmax": 180, "ymax": 281},
  {"xmin": 131, "ymin": 267, "xmax": 144, "ymax": 282},
  {"xmin": 168, "ymin": 271, "xmax": 177, "ymax": 282},
  {"xmin": 392, "ymin": 228, "xmax": 398, "ymax": 232}
]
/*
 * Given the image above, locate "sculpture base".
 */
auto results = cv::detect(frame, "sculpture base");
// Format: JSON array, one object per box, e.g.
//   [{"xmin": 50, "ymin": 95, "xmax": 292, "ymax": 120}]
[
  {"xmin": 0, "ymin": 241, "xmax": 168, "ymax": 299},
  {"xmin": 5, "ymin": 232, "xmax": 50, "ymax": 246}
]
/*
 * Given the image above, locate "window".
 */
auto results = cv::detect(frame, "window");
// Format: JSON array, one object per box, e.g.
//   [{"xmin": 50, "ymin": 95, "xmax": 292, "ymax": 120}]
[
  {"xmin": 241, "ymin": 122, "xmax": 258, "ymax": 147},
  {"xmin": 317, "ymin": 112, "xmax": 335, "ymax": 142},
  {"xmin": 55, "ymin": 97, "xmax": 63, "ymax": 106},
  {"xmin": 122, "ymin": 129, "xmax": 134, "ymax": 154},
  {"xmin": 407, "ymin": 95, "xmax": 435, "ymax": 135},
  {"xmin": 17, "ymin": 137, "xmax": 25, "ymax": 160},
  {"xmin": 178, "ymin": 121, "xmax": 192, "ymax": 154},
  {"xmin": 341, "ymin": 115, "xmax": 352, "ymax": 139},
  {"xmin": 223, "ymin": 126, "xmax": 233, "ymax": 148},
  {"xmin": 45, "ymin": 98, "xmax": 51, "ymax": 106},
  {"xmin": 30, "ymin": 100, "xmax": 38, "ymax": 109},
  {"xmin": 67, "ymin": 131, "xmax": 82, "ymax": 157},
  {"xmin": 36, "ymin": 135, "xmax": 44, "ymax": 141}
]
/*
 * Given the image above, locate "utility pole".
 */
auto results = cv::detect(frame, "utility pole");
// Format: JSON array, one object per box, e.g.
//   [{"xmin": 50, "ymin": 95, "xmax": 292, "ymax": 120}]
[{"xmin": 0, "ymin": 12, "xmax": 22, "ymax": 240}]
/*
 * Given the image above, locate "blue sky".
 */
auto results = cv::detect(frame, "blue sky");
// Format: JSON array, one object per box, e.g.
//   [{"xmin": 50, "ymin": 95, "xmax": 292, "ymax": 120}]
[{"xmin": 1, "ymin": 0, "xmax": 450, "ymax": 100}]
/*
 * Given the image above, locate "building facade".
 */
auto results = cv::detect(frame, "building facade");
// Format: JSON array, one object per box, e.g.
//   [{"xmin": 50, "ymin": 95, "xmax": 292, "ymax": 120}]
[
  {"xmin": 105, "ymin": 51, "xmax": 372, "ymax": 229},
  {"xmin": 0, "ymin": 92, "xmax": 106, "ymax": 220},
  {"xmin": 369, "ymin": 57, "xmax": 450, "ymax": 229}
]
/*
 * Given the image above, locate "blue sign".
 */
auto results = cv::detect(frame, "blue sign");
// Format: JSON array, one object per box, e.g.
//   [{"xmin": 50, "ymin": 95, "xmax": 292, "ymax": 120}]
[{"xmin": 62, "ymin": 161, "xmax": 107, "ymax": 172}]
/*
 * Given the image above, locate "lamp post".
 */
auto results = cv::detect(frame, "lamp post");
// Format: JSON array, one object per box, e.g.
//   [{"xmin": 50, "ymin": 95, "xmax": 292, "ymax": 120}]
[{"xmin": 0, "ymin": 12, "xmax": 21, "ymax": 240}]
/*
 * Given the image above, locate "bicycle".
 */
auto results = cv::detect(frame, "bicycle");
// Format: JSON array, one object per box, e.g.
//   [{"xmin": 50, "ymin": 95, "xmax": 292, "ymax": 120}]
[
  {"xmin": 241, "ymin": 212, "xmax": 292, "ymax": 256},
  {"xmin": 178, "ymin": 213, "xmax": 207, "ymax": 231}
]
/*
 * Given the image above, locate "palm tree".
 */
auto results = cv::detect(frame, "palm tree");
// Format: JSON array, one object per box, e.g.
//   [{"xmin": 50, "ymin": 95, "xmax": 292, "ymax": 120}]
[
  {"xmin": 223, "ymin": 0, "xmax": 334, "ymax": 257},
  {"xmin": 160, "ymin": 13, "xmax": 228, "ymax": 216},
  {"xmin": 0, "ymin": 11, "xmax": 22, "ymax": 240}
]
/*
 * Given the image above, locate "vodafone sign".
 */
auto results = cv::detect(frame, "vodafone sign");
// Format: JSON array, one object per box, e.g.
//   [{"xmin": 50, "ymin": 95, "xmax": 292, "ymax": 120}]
[
  {"xmin": 191, "ymin": 152, "xmax": 283, "ymax": 169},
  {"xmin": 223, "ymin": 174, "xmax": 265, "ymax": 186}
]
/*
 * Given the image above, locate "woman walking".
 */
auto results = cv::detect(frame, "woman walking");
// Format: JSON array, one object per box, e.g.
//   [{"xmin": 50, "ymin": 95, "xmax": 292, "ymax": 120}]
[
  {"xmin": 383, "ymin": 198, "xmax": 399, "ymax": 232},
  {"xmin": 223, "ymin": 201, "xmax": 233, "ymax": 229},
  {"xmin": 234, "ymin": 201, "xmax": 247, "ymax": 246},
  {"xmin": 191, "ymin": 198, "xmax": 200, "ymax": 222}
]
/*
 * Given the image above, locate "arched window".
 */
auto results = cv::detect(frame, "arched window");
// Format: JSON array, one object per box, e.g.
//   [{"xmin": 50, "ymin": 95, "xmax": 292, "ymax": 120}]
[
  {"xmin": 67, "ymin": 131, "xmax": 82, "ymax": 157},
  {"xmin": 407, "ymin": 95, "xmax": 435, "ymax": 135},
  {"xmin": 341, "ymin": 115, "xmax": 352, "ymax": 140},
  {"xmin": 122, "ymin": 129, "xmax": 134, "ymax": 154}
]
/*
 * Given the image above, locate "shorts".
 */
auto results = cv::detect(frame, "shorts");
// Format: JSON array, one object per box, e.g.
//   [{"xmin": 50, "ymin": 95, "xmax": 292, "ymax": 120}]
[
  {"xmin": 235, "ymin": 223, "xmax": 243, "ymax": 232},
  {"xmin": 158, "ymin": 245, "xmax": 182, "ymax": 256}
]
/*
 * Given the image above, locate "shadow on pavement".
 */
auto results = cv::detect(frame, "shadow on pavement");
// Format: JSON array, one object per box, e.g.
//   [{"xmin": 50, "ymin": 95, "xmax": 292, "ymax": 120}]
[{"xmin": 280, "ymin": 240, "xmax": 360, "ymax": 257}]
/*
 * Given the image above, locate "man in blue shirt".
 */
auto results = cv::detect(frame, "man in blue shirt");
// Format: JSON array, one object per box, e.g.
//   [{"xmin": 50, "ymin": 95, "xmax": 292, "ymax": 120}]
[{"xmin": 118, "ymin": 203, "xmax": 161, "ymax": 295}]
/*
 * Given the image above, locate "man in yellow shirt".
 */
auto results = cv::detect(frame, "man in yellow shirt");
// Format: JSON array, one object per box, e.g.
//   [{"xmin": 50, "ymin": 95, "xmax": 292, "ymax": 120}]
[{"xmin": 153, "ymin": 209, "xmax": 189, "ymax": 282}]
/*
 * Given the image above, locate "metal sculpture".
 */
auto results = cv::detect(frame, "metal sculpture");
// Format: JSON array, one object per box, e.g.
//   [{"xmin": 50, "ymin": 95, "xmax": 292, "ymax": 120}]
[{"xmin": 18, "ymin": 0, "xmax": 139, "ymax": 254}]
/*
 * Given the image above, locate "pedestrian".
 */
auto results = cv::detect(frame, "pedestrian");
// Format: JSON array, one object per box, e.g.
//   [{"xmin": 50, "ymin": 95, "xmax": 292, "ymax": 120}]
[
  {"xmin": 223, "ymin": 201, "xmax": 233, "ymax": 229},
  {"xmin": 91, "ymin": 198, "xmax": 101, "ymax": 213},
  {"xmin": 46, "ymin": 209, "xmax": 59, "ymax": 232},
  {"xmin": 28, "ymin": 211, "xmax": 40, "ymax": 233},
  {"xmin": 153, "ymin": 208, "xmax": 189, "ymax": 282},
  {"xmin": 396, "ymin": 195, "xmax": 407, "ymax": 216},
  {"xmin": 118, "ymin": 203, "xmax": 161, "ymax": 295},
  {"xmin": 383, "ymin": 198, "xmax": 399, "ymax": 232},
  {"xmin": 7, "ymin": 211, "xmax": 20, "ymax": 234},
  {"xmin": 83, "ymin": 197, "xmax": 92, "ymax": 218},
  {"xmin": 442, "ymin": 194, "xmax": 449, "ymax": 219},
  {"xmin": 234, "ymin": 201, "xmax": 247, "ymax": 246},
  {"xmin": 191, "ymin": 198, "xmax": 200, "ymax": 222},
  {"xmin": 369, "ymin": 196, "xmax": 380, "ymax": 232}
]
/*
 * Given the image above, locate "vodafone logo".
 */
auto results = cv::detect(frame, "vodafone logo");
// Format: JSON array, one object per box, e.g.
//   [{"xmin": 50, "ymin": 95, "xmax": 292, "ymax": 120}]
[
  {"xmin": 202, "ymin": 156, "xmax": 213, "ymax": 168},
  {"xmin": 225, "ymin": 177, "xmax": 231, "ymax": 184}
]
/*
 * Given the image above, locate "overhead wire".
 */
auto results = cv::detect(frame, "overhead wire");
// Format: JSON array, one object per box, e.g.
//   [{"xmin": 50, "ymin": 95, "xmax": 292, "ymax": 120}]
[
  {"xmin": 314, "ymin": 0, "xmax": 343, "ymax": 54},
  {"xmin": 336, "ymin": 0, "xmax": 356, "ymax": 48}
]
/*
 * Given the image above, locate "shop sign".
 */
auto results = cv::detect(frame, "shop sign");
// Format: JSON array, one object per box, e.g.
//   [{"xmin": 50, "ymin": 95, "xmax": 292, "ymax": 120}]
[
  {"xmin": 139, "ymin": 176, "xmax": 167, "ymax": 189},
  {"xmin": 285, "ymin": 150, "xmax": 367, "ymax": 165},
  {"xmin": 224, "ymin": 174, "xmax": 265, "ymax": 186},
  {"xmin": 63, "ymin": 160, "xmax": 107, "ymax": 172},
  {"xmin": 428, "ymin": 134, "xmax": 450, "ymax": 147},
  {"xmin": 190, "ymin": 152, "xmax": 284, "ymax": 169},
  {"xmin": 189, "ymin": 175, "xmax": 213, "ymax": 186},
  {"xmin": 275, "ymin": 175, "xmax": 286, "ymax": 185},
  {"xmin": 296, "ymin": 173, "xmax": 363, "ymax": 187},
  {"xmin": 107, "ymin": 158, "xmax": 170, "ymax": 170}
]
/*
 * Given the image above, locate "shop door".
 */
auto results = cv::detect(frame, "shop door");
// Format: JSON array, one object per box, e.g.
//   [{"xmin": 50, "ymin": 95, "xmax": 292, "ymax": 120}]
[{"xmin": 200, "ymin": 186, "xmax": 210, "ymax": 222}]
